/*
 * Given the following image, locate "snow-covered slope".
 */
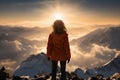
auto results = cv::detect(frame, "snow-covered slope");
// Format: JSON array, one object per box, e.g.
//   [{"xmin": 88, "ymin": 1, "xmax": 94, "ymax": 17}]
[
  {"xmin": 95, "ymin": 55, "xmax": 120, "ymax": 77},
  {"xmin": 14, "ymin": 53, "xmax": 120, "ymax": 78},
  {"xmin": 14, "ymin": 52, "xmax": 52, "ymax": 77},
  {"xmin": 71, "ymin": 26, "xmax": 120, "ymax": 52},
  {"xmin": 74, "ymin": 68, "xmax": 87, "ymax": 78},
  {"xmin": 74, "ymin": 54, "xmax": 120, "ymax": 78}
]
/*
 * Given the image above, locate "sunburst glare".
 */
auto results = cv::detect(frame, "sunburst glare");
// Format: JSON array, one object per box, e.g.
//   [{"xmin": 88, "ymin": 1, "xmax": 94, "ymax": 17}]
[
  {"xmin": 53, "ymin": 12, "xmax": 64, "ymax": 21},
  {"xmin": 55, "ymin": 13, "xmax": 63, "ymax": 20}
]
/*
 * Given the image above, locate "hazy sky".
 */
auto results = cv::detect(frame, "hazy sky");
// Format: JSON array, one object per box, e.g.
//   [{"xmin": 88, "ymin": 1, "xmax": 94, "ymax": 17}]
[{"xmin": 0, "ymin": 0, "xmax": 120, "ymax": 27}]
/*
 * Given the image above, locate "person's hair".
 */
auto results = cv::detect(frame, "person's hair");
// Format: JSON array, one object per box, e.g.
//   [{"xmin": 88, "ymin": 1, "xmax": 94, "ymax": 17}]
[{"xmin": 52, "ymin": 20, "xmax": 67, "ymax": 34}]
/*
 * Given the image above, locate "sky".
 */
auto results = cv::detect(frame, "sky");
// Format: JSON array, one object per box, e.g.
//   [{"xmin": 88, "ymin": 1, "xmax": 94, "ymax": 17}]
[
  {"xmin": 0, "ymin": 0, "xmax": 120, "ymax": 73},
  {"xmin": 0, "ymin": 0, "xmax": 120, "ymax": 27}
]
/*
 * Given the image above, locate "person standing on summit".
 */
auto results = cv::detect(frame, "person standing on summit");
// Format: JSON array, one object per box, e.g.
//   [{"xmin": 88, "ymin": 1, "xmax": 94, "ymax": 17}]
[{"xmin": 46, "ymin": 20, "xmax": 71, "ymax": 80}]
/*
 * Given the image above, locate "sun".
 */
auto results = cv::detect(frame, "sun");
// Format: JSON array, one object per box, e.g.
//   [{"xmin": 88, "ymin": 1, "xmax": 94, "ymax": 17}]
[
  {"xmin": 50, "ymin": 11, "xmax": 67, "ymax": 23},
  {"xmin": 55, "ymin": 13, "xmax": 62, "ymax": 19},
  {"xmin": 54, "ymin": 13, "xmax": 63, "ymax": 20}
]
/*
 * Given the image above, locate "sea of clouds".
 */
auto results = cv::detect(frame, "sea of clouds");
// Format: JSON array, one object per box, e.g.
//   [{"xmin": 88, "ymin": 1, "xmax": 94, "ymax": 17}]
[{"xmin": 0, "ymin": 25, "xmax": 119, "ymax": 73}]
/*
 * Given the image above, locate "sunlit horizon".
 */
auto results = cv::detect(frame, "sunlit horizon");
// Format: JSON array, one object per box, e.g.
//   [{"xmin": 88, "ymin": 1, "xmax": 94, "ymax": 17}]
[{"xmin": 0, "ymin": 0, "xmax": 120, "ymax": 28}]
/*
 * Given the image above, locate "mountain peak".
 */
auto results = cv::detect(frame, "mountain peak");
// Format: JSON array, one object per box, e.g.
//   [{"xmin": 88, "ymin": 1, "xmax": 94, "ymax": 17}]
[
  {"xmin": 72, "ymin": 26, "xmax": 120, "ymax": 52},
  {"xmin": 14, "ymin": 52, "xmax": 52, "ymax": 77}
]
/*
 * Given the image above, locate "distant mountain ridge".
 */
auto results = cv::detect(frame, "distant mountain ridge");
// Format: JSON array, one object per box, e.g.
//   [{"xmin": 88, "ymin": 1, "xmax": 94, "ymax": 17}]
[
  {"xmin": 71, "ymin": 26, "xmax": 120, "ymax": 52},
  {"xmin": 14, "ymin": 52, "xmax": 52, "ymax": 77}
]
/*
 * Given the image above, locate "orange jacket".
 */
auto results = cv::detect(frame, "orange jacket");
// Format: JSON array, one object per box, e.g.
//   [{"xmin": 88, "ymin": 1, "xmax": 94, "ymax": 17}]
[{"xmin": 46, "ymin": 33, "xmax": 71, "ymax": 61}]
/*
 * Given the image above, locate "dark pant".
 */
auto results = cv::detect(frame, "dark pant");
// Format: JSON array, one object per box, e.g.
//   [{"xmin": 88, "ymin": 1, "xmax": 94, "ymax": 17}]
[{"xmin": 51, "ymin": 60, "xmax": 66, "ymax": 80}]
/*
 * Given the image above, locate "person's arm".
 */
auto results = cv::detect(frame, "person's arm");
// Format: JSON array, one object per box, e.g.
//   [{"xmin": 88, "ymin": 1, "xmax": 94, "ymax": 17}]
[
  {"xmin": 64, "ymin": 34, "xmax": 71, "ymax": 61},
  {"xmin": 46, "ymin": 34, "xmax": 53, "ymax": 59}
]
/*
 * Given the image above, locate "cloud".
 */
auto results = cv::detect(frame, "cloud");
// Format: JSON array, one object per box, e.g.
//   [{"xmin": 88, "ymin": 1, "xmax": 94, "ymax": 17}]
[
  {"xmin": 0, "ymin": 25, "xmax": 49, "ymax": 72},
  {"xmin": 1, "ymin": 25, "xmax": 119, "ymax": 73},
  {"xmin": 0, "ymin": 0, "xmax": 54, "ymax": 13},
  {"xmin": 0, "ymin": 59, "xmax": 16, "ymax": 66},
  {"xmin": 63, "ymin": 0, "xmax": 120, "ymax": 25},
  {"xmin": 67, "ymin": 0, "xmax": 120, "ymax": 14},
  {"xmin": 0, "ymin": 25, "xmax": 96, "ymax": 72},
  {"xmin": 67, "ymin": 44, "xmax": 119, "ymax": 72},
  {"xmin": 0, "ymin": 25, "xmax": 94, "ymax": 72},
  {"xmin": 91, "ymin": 44, "xmax": 116, "ymax": 60},
  {"xmin": 0, "ymin": 40, "xmax": 23, "ymax": 60},
  {"xmin": 1, "ymin": 0, "xmax": 120, "ymax": 17}
]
